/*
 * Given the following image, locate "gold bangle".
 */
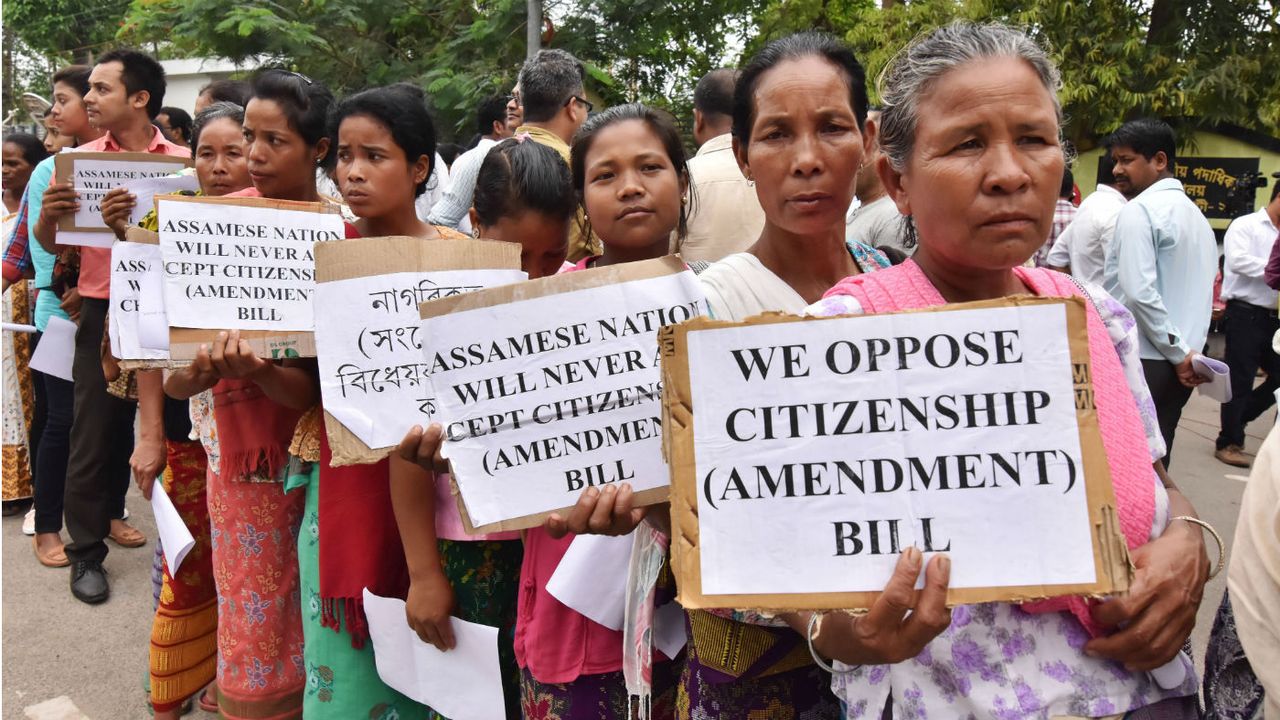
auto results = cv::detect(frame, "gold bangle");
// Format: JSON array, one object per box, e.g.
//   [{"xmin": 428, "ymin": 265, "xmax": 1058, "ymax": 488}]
[{"xmin": 1171, "ymin": 515, "xmax": 1225, "ymax": 580}]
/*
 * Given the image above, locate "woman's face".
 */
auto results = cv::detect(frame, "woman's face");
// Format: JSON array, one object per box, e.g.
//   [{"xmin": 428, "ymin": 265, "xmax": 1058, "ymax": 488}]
[
  {"xmin": 335, "ymin": 114, "xmax": 429, "ymax": 220},
  {"xmin": 884, "ymin": 57, "xmax": 1063, "ymax": 272},
  {"xmin": 736, "ymin": 56, "xmax": 866, "ymax": 240},
  {"xmin": 194, "ymin": 116, "xmax": 251, "ymax": 197},
  {"xmin": 474, "ymin": 209, "xmax": 569, "ymax": 279},
  {"xmin": 48, "ymin": 81, "xmax": 90, "ymax": 139},
  {"xmin": 2, "ymin": 142, "xmax": 35, "ymax": 197},
  {"xmin": 243, "ymin": 98, "xmax": 325, "ymax": 200},
  {"xmin": 581, "ymin": 118, "xmax": 684, "ymax": 252}
]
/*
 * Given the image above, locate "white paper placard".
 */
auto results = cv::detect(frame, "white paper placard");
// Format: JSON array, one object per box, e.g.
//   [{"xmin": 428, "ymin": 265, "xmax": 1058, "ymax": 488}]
[
  {"xmin": 422, "ymin": 269, "xmax": 706, "ymax": 530},
  {"xmin": 151, "ymin": 484, "xmax": 196, "ymax": 573},
  {"xmin": 686, "ymin": 302, "xmax": 1096, "ymax": 596},
  {"xmin": 546, "ymin": 533, "xmax": 634, "ymax": 630},
  {"xmin": 28, "ymin": 315, "xmax": 76, "ymax": 381},
  {"xmin": 58, "ymin": 154, "xmax": 191, "ymax": 231},
  {"xmin": 122, "ymin": 174, "xmax": 200, "ymax": 226},
  {"xmin": 157, "ymin": 197, "xmax": 345, "ymax": 331},
  {"xmin": 109, "ymin": 242, "xmax": 169, "ymax": 360},
  {"xmin": 58, "ymin": 231, "xmax": 118, "ymax": 249},
  {"xmin": 314, "ymin": 269, "xmax": 525, "ymax": 451}
]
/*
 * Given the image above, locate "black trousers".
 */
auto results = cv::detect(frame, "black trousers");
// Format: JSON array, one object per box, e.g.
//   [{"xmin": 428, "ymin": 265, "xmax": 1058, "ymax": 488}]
[
  {"xmin": 1142, "ymin": 358, "xmax": 1193, "ymax": 470},
  {"xmin": 32, "ymin": 331, "xmax": 74, "ymax": 534},
  {"xmin": 63, "ymin": 298, "xmax": 134, "ymax": 564},
  {"xmin": 1217, "ymin": 300, "xmax": 1280, "ymax": 449}
]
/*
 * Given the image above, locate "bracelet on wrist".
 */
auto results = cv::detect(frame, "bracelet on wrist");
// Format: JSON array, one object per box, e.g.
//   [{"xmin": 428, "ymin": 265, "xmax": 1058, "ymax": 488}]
[{"xmin": 1171, "ymin": 515, "xmax": 1224, "ymax": 579}]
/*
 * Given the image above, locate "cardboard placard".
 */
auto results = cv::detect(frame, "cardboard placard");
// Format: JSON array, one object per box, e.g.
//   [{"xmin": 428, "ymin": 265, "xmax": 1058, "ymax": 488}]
[
  {"xmin": 663, "ymin": 296, "xmax": 1132, "ymax": 612},
  {"xmin": 313, "ymin": 236, "xmax": 524, "ymax": 466},
  {"xmin": 157, "ymin": 194, "xmax": 343, "ymax": 360},
  {"xmin": 54, "ymin": 152, "xmax": 192, "ymax": 233},
  {"xmin": 418, "ymin": 255, "xmax": 706, "ymax": 534}
]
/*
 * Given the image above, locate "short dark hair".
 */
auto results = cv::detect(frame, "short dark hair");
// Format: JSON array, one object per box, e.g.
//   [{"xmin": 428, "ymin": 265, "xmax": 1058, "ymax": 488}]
[
  {"xmin": 159, "ymin": 106, "xmax": 193, "ymax": 143},
  {"xmin": 198, "ymin": 79, "xmax": 251, "ymax": 108},
  {"xmin": 330, "ymin": 83, "xmax": 436, "ymax": 196},
  {"xmin": 95, "ymin": 49, "xmax": 166, "ymax": 118},
  {"xmin": 1106, "ymin": 118, "xmax": 1177, "ymax": 166},
  {"xmin": 3, "ymin": 132, "xmax": 50, "ymax": 166},
  {"xmin": 250, "ymin": 69, "xmax": 337, "ymax": 170},
  {"xmin": 51, "ymin": 65, "xmax": 91, "ymax": 97},
  {"xmin": 733, "ymin": 32, "xmax": 868, "ymax": 152},
  {"xmin": 518, "ymin": 49, "xmax": 586, "ymax": 123},
  {"xmin": 693, "ymin": 69, "xmax": 736, "ymax": 118},
  {"xmin": 1059, "ymin": 167, "xmax": 1074, "ymax": 199},
  {"xmin": 1096, "ymin": 152, "xmax": 1117, "ymax": 186},
  {"xmin": 570, "ymin": 103, "xmax": 692, "ymax": 242},
  {"xmin": 475, "ymin": 95, "xmax": 509, "ymax": 136},
  {"xmin": 190, "ymin": 102, "xmax": 245, "ymax": 159},
  {"xmin": 473, "ymin": 137, "xmax": 577, "ymax": 227}
]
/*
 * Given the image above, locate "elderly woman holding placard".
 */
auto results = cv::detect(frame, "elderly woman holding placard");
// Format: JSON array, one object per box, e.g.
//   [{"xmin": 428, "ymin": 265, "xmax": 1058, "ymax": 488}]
[{"xmin": 806, "ymin": 22, "xmax": 1213, "ymax": 719}]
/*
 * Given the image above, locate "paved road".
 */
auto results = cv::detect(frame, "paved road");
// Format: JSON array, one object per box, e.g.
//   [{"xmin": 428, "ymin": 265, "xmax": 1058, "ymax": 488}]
[{"xmin": 2, "ymin": 392, "xmax": 1273, "ymax": 719}]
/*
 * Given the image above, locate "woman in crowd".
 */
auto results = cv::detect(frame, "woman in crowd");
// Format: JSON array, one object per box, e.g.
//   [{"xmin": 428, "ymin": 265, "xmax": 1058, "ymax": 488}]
[
  {"xmin": 122, "ymin": 101, "xmax": 253, "ymax": 720},
  {"xmin": 15, "ymin": 66, "xmax": 106, "ymax": 567},
  {"xmin": 164, "ymin": 69, "xmax": 340, "ymax": 720},
  {"xmin": 390, "ymin": 135, "xmax": 576, "ymax": 718},
  {"xmin": 809, "ymin": 22, "xmax": 1208, "ymax": 718},
  {"xmin": 2, "ymin": 133, "xmax": 49, "ymax": 518},
  {"xmin": 287, "ymin": 82, "xmax": 466, "ymax": 719}
]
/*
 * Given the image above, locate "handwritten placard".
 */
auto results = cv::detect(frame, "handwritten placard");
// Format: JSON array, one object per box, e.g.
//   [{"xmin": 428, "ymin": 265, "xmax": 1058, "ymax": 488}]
[
  {"xmin": 54, "ymin": 151, "xmax": 192, "ymax": 233},
  {"xmin": 419, "ymin": 256, "xmax": 706, "ymax": 533},
  {"xmin": 663, "ymin": 297, "xmax": 1131, "ymax": 610},
  {"xmin": 313, "ymin": 236, "xmax": 524, "ymax": 465},
  {"xmin": 157, "ymin": 195, "xmax": 344, "ymax": 359}
]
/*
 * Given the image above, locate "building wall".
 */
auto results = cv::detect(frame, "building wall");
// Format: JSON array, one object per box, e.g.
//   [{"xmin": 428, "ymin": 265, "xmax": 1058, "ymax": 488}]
[{"xmin": 1074, "ymin": 129, "xmax": 1280, "ymax": 231}]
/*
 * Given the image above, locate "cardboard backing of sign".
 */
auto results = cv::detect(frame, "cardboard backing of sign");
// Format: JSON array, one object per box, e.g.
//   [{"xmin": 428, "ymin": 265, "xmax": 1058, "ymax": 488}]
[
  {"xmin": 157, "ymin": 194, "xmax": 340, "ymax": 361},
  {"xmin": 662, "ymin": 295, "xmax": 1132, "ymax": 612},
  {"xmin": 315, "ymin": 235, "xmax": 522, "ymax": 466},
  {"xmin": 420, "ymin": 254, "xmax": 686, "ymax": 535},
  {"xmin": 54, "ymin": 152, "xmax": 192, "ymax": 232}
]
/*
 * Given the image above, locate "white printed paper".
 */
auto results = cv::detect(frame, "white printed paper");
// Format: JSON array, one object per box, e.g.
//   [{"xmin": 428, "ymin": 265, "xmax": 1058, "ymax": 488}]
[
  {"xmin": 66, "ymin": 158, "xmax": 190, "ymax": 230},
  {"xmin": 363, "ymin": 589, "xmax": 505, "ymax": 720},
  {"xmin": 121, "ymin": 173, "xmax": 200, "ymax": 225},
  {"xmin": 1192, "ymin": 355, "xmax": 1232, "ymax": 403},
  {"xmin": 653, "ymin": 601, "xmax": 688, "ymax": 659},
  {"xmin": 546, "ymin": 533, "xmax": 634, "ymax": 630},
  {"xmin": 109, "ymin": 242, "xmax": 168, "ymax": 360},
  {"xmin": 687, "ymin": 302, "xmax": 1096, "ymax": 595},
  {"xmin": 57, "ymin": 231, "xmax": 117, "ymax": 249},
  {"xmin": 28, "ymin": 315, "xmax": 76, "ymax": 381},
  {"xmin": 314, "ymin": 269, "xmax": 525, "ymax": 450},
  {"xmin": 157, "ymin": 198, "xmax": 345, "ymax": 330},
  {"xmin": 423, "ymin": 270, "xmax": 706, "ymax": 528},
  {"xmin": 151, "ymin": 484, "xmax": 196, "ymax": 573},
  {"xmin": 138, "ymin": 272, "xmax": 170, "ymax": 351},
  {"xmin": 2, "ymin": 323, "xmax": 36, "ymax": 333}
]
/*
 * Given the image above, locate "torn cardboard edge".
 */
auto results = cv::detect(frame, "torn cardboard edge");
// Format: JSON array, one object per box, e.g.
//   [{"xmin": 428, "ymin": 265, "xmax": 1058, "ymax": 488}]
[
  {"xmin": 419, "ymin": 255, "xmax": 689, "ymax": 534},
  {"xmin": 662, "ymin": 295, "xmax": 1133, "ymax": 612},
  {"xmin": 156, "ymin": 194, "xmax": 341, "ymax": 361},
  {"xmin": 316, "ymin": 236, "xmax": 523, "ymax": 466},
  {"xmin": 54, "ymin": 152, "xmax": 192, "ymax": 232}
]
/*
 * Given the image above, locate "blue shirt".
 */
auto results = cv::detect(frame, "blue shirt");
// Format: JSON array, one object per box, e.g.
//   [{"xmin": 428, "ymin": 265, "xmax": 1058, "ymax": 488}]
[
  {"xmin": 24, "ymin": 156, "xmax": 68, "ymax": 332},
  {"xmin": 1103, "ymin": 177, "xmax": 1216, "ymax": 363}
]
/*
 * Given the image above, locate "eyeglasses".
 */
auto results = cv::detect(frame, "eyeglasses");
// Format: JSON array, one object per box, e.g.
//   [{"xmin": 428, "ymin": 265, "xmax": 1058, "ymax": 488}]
[{"xmin": 567, "ymin": 95, "xmax": 593, "ymax": 113}]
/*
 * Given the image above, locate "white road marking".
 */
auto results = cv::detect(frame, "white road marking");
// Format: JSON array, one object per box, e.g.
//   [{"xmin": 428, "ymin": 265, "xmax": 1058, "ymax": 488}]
[{"xmin": 23, "ymin": 696, "xmax": 91, "ymax": 720}]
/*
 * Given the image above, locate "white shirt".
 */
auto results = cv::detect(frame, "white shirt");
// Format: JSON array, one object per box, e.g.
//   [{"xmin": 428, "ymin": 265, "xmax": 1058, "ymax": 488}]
[
  {"xmin": 414, "ymin": 152, "xmax": 452, "ymax": 227},
  {"xmin": 427, "ymin": 137, "xmax": 498, "ymax": 231},
  {"xmin": 1221, "ymin": 208, "xmax": 1280, "ymax": 308},
  {"xmin": 1103, "ymin": 178, "xmax": 1217, "ymax": 363},
  {"xmin": 1046, "ymin": 184, "xmax": 1127, "ymax": 286},
  {"xmin": 674, "ymin": 134, "xmax": 765, "ymax": 263}
]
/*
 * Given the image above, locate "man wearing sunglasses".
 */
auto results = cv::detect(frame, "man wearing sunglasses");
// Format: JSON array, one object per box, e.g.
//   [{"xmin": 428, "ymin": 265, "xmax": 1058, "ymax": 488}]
[{"xmin": 513, "ymin": 48, "xmax": 599, "ymax": 261}]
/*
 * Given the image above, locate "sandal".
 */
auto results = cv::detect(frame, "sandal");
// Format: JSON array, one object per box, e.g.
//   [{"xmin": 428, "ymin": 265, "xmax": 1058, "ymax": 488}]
[
  {"xmin": 198, "ymin": 687, "xmax": 218, "ymax": 713},
  {"xmin": 33, "ymin": 536, "xmax": 69, "ymax": 568},
  {"xmin": 109, "ymin": 519, "xmax": 147, "ymax": 548}
]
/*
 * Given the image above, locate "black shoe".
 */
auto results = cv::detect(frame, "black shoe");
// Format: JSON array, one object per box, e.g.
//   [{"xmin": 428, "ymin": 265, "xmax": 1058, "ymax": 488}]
[{"xmin": 70, "ymin": 560, "xmax": 109, "ymax": 604}]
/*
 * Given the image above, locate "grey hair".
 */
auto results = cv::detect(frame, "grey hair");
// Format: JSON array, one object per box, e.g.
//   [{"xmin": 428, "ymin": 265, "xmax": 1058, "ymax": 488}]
[
  {"xmin": 877, "ymin": 21, "xmax": 1064, "ymax": 172},
  {"xmin": 189, "ymin": 101, "xmax": 245, "ymax": 159},
  {"xmin": 518, "ymin": 49, "xmax": 586, "ymax": 124}
]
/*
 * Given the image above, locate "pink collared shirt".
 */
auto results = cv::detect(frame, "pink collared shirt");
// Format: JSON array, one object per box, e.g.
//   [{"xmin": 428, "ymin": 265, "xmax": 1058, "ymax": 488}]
[{"xmin": 73, "ymin": 126, "xmax": 189, "ymax": 299}]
